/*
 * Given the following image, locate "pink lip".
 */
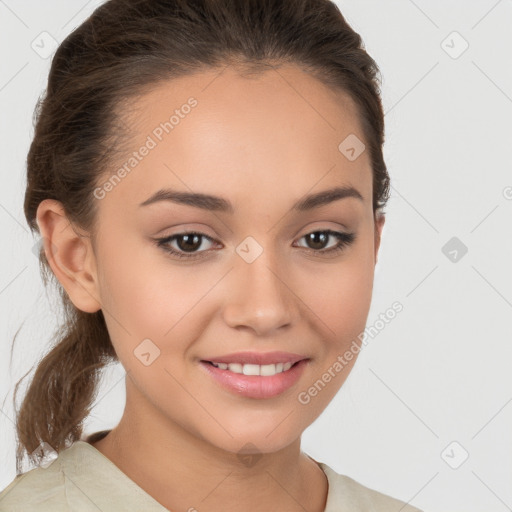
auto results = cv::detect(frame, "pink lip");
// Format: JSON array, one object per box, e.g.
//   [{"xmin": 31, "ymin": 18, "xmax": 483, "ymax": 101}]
[
  {"xmin": 200, "ymin": 351, "xmax": 306, "ymax": 365},
  {"xmin": 199, "ymin": 359, "xmax": 309, "ymax": 399}
]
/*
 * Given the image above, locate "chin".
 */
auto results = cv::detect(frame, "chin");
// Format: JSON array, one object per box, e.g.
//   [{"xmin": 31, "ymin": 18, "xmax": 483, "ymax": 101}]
[{"xmin": 202, "ymin": 422, "xmax": 302, "ymax": 459}]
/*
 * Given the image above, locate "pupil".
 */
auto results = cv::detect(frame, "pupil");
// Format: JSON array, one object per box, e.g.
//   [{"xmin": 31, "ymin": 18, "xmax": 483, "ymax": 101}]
[
  {"xmin": 178, "ymin": 234, "xmax": 201, "ymax": 252},
  {"xmin": 176, "ymin": 232, "xmax": 329, "ymax": 253},
  {"xmin": 307, "ymin": 232, "xmax": 327, "ymax": 250}
]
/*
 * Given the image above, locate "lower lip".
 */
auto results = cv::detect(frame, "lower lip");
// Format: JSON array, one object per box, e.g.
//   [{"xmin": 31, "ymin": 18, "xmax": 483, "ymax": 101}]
[{"xmin": 199, "ymin": 359, "xmax": 309, "ymax": 399}]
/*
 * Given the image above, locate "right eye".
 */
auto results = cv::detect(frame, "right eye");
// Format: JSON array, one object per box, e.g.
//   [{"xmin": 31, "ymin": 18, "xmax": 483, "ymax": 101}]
[{"xmin": 154, "ymin": 232, "xmax": 220, "ymax": 260}]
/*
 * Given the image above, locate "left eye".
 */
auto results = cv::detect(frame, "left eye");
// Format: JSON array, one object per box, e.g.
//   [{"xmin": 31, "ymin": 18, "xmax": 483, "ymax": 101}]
[
  {"xmin": 294, "ymin": 230, "xmax": 355, "ymax": 252},
  {"xmin": 154, "ymin": 229, "xmax": 356, "ymax": 260}
]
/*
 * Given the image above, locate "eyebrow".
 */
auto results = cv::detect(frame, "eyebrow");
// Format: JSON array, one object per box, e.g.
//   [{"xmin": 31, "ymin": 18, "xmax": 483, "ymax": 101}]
[{"xmin": 138, "ymin": 185, "xmax": 364, "ymax": 213}]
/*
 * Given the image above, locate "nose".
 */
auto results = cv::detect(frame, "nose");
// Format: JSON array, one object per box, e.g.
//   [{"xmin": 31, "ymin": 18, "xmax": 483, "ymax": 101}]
[{"xmin": 221, "ymin": 252, "xmax": 297, "ymax": 336}]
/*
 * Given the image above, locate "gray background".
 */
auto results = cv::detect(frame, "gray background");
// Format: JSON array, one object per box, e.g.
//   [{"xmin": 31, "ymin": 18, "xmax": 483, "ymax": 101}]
[{"xmin": 1, "ymin": 1, "xmax": 511, "ymax": 511}]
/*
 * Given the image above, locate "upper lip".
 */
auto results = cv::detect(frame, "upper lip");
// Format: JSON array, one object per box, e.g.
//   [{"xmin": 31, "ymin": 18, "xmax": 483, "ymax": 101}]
[{"xmin": 201, "ymin": 351, "xmax": 308, "ymax": 366}]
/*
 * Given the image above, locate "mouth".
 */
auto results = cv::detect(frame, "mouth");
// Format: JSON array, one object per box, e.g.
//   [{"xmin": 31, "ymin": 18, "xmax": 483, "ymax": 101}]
[
  {"xmin": 201, "ymin": 359, "xmax": 305, "ymax": 376},
  {"xmin": 198, "ymin": 358, "xmax": 310, "ymax": 399}
]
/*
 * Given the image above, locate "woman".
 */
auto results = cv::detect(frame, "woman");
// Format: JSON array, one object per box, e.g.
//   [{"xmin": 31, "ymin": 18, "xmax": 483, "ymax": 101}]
[{"xmin": 0, "ymin": 0, "xmax": 424, "ymax": 510}]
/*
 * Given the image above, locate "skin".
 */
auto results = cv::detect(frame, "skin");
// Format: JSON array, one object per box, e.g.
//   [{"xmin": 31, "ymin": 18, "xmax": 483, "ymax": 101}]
[{"xmin": 36, "ymin": 63, "xmax": 385, "ymax": 512}]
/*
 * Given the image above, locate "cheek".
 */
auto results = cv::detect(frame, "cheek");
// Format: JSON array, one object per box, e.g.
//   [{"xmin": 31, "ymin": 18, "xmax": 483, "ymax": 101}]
[
  {"xmin": 306, "ymin": 253, "xmax": 375, "ymax": 338},
  {"xmin": 95, "ymin": 221, "xmax": 375, "ymax": 362},
  {"xmin": 94, "ymin": 231, "xmax": 172, "ymax": 351},
  {"xmin": 95, "ymin": 231, "xmax": 212, "ymax": 364},
  {"xmin": 296, "ymin": 257, "xmax": 374, "ymax": 411}
]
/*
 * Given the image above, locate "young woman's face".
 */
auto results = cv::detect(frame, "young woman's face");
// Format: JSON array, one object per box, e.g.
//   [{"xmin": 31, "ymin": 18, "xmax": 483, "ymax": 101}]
[{"xmin": 90, "ymin": 64, "xmax": 384, "ymax": 455}]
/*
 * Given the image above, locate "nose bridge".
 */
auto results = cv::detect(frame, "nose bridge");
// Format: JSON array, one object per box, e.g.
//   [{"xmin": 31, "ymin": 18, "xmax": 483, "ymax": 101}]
[{"xmin": 222, "ymin": 244, "xmax": 296, "ymax": 334}]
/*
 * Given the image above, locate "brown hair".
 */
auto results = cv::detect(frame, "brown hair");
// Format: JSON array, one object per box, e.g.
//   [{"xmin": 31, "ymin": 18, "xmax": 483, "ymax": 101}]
[{"xmin": 12, "ymin": 0, "xmax": 389, "ymax": 474}]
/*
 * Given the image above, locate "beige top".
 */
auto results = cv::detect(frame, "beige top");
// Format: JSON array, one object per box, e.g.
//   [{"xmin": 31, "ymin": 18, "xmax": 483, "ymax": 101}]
[{"xmin": 0, "ymin": 435, "xmax": 423, "ymax": 511}]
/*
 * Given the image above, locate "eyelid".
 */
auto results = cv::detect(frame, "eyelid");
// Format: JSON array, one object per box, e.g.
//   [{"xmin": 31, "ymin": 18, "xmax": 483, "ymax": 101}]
[{"xmin": 153, "ymin": 228, "xmax": 355, "ymax": 261}]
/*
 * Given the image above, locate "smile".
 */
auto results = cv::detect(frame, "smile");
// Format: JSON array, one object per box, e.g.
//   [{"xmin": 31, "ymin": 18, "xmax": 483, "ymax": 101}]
[
  {"xmin": 199, "ymin": 359, "xmax": 309, "ymax": 399},
  {"xmin": 206, "ymin": 361, "xmax": 296, "ymax": 376}
]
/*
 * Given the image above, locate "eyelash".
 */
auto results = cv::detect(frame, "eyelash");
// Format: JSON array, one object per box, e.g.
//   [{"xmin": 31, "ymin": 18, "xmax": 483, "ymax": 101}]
[{"xmin": 153, "ymin": 229, "xmax": 356, "ymax": 261}]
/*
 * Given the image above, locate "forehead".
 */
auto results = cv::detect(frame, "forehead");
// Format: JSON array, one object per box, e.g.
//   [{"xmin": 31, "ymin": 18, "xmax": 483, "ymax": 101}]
[{"xmin": 103, "ymin": 64, "xmax": 372, "ymax": 210}]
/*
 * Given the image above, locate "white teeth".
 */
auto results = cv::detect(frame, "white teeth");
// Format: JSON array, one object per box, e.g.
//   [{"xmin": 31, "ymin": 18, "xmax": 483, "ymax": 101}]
[
  {"xmin": 228, "ymin": 363, "xmax": 243, "ymax": 373},
  {"xmin": 210, "ymin": 361, "xmax": 297, "ymax": 376},
  {"xmin": 243, "ymin": 364, "xmax": 260, "ymax": 376}
]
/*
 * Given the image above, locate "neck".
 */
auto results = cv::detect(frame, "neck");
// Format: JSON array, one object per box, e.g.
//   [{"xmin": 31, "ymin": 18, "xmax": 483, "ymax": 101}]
[{"xmin": 90, "ymin": 377, "xmax": 328, "ymax": 512}]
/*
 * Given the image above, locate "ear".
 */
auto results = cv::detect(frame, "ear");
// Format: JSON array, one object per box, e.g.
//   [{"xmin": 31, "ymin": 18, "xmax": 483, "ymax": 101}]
[
  {"xmin": 35, "ymin": 199, "xmax": 101, "ymax": 313},
  {"xmin": 374, "ymin": 213, "xmax": 385, "ymax": 265}
]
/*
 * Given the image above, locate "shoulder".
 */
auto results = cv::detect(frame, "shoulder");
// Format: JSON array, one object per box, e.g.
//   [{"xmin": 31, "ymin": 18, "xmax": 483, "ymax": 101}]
[
  {"xmin": 0, "ymin": 441, "xmax": 109, "ymax": 512},
  {"xmin": 319, "ymin": 462, "xmax": 425, "ymax": 512},
  {"xmin": 0, "ymin": 455, "xmax": 68, "ymax": 512},
  {"xmin": 0, "ymin": 440, "xmax": 166, "ymax": 512}
]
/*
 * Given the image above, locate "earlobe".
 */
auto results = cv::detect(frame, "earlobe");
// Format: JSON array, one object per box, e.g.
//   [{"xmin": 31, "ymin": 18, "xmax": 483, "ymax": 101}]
[
  {"xmin": 35, "ymin": 199, "xmax": 102, "ymax": 313},
  {"xmin": 374, "ymin": 213, "xmax": 385, "ymax": 264}
]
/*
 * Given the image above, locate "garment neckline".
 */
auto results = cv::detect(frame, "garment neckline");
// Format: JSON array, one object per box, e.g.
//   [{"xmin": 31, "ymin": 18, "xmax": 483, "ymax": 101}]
[{"xmin": 71, "ymin": 436, "xmax": 333, "ymax": 511}]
